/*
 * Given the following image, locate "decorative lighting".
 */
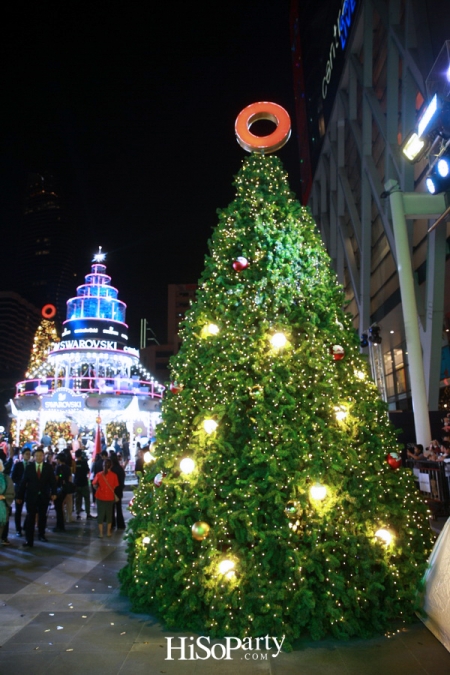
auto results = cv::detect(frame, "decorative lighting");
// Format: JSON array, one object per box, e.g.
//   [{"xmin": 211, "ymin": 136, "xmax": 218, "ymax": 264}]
[
  {"xmin": 179, "ymin": 457, "xmax": 196, "ymax": 474},
  {"xmin": 205, "ymin": 323, "xmax": 219, "ymax": 336},
  {"xmin": 375, "ymin": 528, "xmax": 394, "ymax": 545},
  {"xmin": 309, "ymin": 483, "xmax": 327, "ymax": 501},
  {"xmin": 355, "ymin": 370, "xmax": 365, "ymax": 380},
  {"xmin": 270, "ymin": 332, "xmax": 288, "ymax": 349},
  {"xmin": 92, "ymin": 245, "xmax": 106, "ymax": 263},
  {"xmin": 142, "ymin": 536, "xmax": 150, "ymax": 544},
  {"xmin": 203, "ymin": 419, "xmax": 218, "ymax": 434},
  {"xmin": 218, "ymin": 559, "xmax": 235, "ymax": 578},
  {"xmin": 144, "ymin": 451, "xmax": 155, "ymax": 463},
  {"xmin": 334, "ymin": 406, "xmax": 348, "ymax": 422}
]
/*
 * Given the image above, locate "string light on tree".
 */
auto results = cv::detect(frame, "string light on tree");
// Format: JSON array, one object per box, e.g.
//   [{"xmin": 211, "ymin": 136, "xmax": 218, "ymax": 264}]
[
  {"xmin": 334, "ymin": 406, "xmax": 348, "ymax": 422},
  {"xmin": 309, "ymin": 483, "xmax": 327, "ymax": 501},
  {"xmin": 202, "ymin": 323, "xmax": 220, "ymax": 337},
  {"xmin": 375, "ymin": 528, "xmax": 394, "ymax": 545},
  {"xmin": 179, "ymin": 457, "xmax": 196, "ymax": 474},
  {"xmin": 203, "ymin": 419, "xmax": 218, "ymax": 434},
  {"xmin": 270, "ymin": 332, "xmax": 288, "ymax": 349},
  {"xmin": 119, "ymin": 102, "xmax": 434, "ymax": 646},
  {"xmin": 218, "ymin": 559, "xmax": 236, "ymax": 578}
]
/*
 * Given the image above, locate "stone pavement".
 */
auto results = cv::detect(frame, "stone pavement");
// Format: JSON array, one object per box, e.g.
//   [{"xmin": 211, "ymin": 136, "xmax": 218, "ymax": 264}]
[{"xmin": 1, "ymin": 491, "xmax": 450, "ymax": 675}]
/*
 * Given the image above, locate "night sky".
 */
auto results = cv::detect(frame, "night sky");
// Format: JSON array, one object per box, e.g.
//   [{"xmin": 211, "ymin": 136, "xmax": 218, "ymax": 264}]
[{"xmin": 1, "ymin": 1, "xmax": 301, "ymax": 345}]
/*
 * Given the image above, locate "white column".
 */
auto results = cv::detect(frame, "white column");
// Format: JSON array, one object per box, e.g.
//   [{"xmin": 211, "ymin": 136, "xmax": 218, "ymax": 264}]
[{"xmin": 386, "ymin": 179, "xmax": 431, "ymax": 447}]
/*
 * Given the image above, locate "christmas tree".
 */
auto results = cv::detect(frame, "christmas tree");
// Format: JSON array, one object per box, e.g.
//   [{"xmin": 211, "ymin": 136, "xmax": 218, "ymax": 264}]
[
  {"xmin": 26, "ymin": 317, "xmax": 59, "ymax": 379},
  {"xmin": 120, "ymin": 146, "xmax": 433, "ymax": 644}
]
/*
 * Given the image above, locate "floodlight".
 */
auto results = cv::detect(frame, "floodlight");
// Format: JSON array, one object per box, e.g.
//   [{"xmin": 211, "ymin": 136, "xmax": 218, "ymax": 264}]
[{"xmin": 401, "ymin": 131, "xmax": 426, "ymax": 163}]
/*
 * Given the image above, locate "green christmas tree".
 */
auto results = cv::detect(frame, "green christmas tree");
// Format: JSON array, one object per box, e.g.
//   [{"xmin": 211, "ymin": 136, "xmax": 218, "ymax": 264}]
[
  {"xmin": 26, "ymin": 318, "xmax": 59, "ymax": 379},
  {"xmin": 120, "ymin": 152, "xmax": 433, "ymax": 644}
]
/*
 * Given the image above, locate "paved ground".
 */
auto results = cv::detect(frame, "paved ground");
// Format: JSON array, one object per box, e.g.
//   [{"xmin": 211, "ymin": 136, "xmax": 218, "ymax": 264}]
[{"xmin": 1, "ymin": 491, "xmax": 450, "ymax": 675}]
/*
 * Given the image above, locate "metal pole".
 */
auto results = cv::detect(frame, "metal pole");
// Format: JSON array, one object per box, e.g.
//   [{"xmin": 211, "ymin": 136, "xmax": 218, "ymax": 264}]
[{"xmin": 385, "ymin": 179, "xmax": 432, "ymax": 447}]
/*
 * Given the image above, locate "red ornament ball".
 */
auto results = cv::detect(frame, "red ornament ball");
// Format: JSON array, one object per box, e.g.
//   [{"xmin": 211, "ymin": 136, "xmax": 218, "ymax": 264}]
[
  {"xmin": 154, "ymin": 471, "xmax": 167, "ymax": 487},
  {"xmin": 232, "ymin": 256, "xmax": 249, "ymax": 272},
  {"xmin": 386, "ymin": 453, "xmax": 402, "ymax": 470},
  {"xmin": 332, "ymin": 345, "xmax": 345, "ymax": 361},
  {"xmin": 170, "ymin": 381, "xmax": 183, "ymax": 394}
]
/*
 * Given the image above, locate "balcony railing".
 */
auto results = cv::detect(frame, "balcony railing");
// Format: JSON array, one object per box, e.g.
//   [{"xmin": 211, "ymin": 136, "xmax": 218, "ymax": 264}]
[{"xmin": 15, "ymin": 377, "xmax": 164, "ymax": 399}]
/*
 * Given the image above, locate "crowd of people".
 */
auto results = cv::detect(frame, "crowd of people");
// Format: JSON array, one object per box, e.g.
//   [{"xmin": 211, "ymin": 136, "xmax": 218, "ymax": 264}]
[
  {"xmin": 0, "ymin": 432, "xmax": 136, "ymax": 547},
  {"xmin": 406, "ymin": 415, "xmax": 450, "ymax": 463}
]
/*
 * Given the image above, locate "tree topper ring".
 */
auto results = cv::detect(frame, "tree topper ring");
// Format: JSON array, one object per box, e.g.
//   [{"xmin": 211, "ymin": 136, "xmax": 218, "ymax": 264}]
[
  {"xmin": 42, "ymin": 304, "xmax": 57, "ymax": 319},
  {"xmin": 235, "ymin": 102, "xmax": 291, "ymax": 154}
]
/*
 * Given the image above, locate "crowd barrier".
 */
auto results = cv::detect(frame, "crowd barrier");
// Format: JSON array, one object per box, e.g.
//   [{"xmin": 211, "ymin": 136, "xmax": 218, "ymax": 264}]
[{"xmin": 406, "ymin": 459, "xmax": 450, "ymax": 517}]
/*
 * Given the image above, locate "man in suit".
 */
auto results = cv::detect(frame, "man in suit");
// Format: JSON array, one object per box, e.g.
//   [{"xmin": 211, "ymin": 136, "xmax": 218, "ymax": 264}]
[
  {"xmin": 10, "ymin": 447, "xmax": 31, "ymax": 536},
  {"xmin": 16, "ymin": 446, "xmax": 57, "ymax": 547}
]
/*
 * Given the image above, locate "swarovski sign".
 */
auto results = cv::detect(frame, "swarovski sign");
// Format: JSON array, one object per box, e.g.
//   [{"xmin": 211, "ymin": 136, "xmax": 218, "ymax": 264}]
[
  {"xmin": 52, "ymin": 339, "xmax": 118, "ymax": 350},
  {"xmin": 42, "ymin": 388, "xmax": 85, "ymax": 411}
]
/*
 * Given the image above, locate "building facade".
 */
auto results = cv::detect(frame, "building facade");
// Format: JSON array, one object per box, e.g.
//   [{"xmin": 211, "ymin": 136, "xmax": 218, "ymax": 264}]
[
  {"xmin": 292, "ymin": 0, "xmax": 450, "ymax": 411},
  {"xmin": 15, "ymin": 173, "xmax": 78, "ymax": 321}
]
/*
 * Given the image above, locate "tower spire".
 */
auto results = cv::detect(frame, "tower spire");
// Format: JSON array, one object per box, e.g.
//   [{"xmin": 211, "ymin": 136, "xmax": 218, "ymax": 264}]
[{"xmin": 92, "ymin": 246, "xmax": 106, "ymax": 263}]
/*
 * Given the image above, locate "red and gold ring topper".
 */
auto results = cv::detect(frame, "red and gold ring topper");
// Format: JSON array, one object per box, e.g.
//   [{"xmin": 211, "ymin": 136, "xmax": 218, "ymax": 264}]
[
  {"xmin": 42, "ymin": 304, "xmax": 57, "ymax": 319},
  {"xmin": 235, "ymin": 102, "xmax": 291, "ymax": 154}
]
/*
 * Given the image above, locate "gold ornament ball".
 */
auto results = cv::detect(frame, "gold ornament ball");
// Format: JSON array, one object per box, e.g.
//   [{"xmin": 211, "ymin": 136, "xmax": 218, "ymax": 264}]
[
  {"xmin": 284, "ymin": 500, "xmax": 301, "ymax": 519},
  {"xmin": 192, "ymin": 521, "xmax": 210, "ymax": 541}
]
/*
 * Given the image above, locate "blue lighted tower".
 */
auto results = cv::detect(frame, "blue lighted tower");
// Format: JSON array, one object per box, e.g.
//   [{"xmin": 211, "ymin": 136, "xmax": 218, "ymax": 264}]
[{"xmin": 47, "ymin": 248, "xmax": 146, "ymax": 389}]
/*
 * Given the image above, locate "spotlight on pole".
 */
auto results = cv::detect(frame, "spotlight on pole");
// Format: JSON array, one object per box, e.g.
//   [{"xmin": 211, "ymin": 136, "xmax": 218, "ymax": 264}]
[
  {"xmin": 425, "ymin": 150, "xmax": 450, "ymax": 193},
  {"xmin": 369, "ymin": 324, "xmax": 382, "ymax": 345},
  {"xmin": 360, "ymin": 333, "xmax": 369, "ymax": 348}
]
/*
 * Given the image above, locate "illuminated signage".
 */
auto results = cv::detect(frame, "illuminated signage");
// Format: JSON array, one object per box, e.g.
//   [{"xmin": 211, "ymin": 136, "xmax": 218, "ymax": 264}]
[
  {"xmin": 322, "ymin": 0, "xmax": 357, "ymax": 99},
  {"xmin": 53, "ymin": 339, "xmax": 118, "ymax": 350},
  {"xmin": 42, "ymin": 388, "xmax": 85, "ymax": 411},
  {"xmin": 55, "ymin": 318, "xmax": 136, "ymax": 357}
]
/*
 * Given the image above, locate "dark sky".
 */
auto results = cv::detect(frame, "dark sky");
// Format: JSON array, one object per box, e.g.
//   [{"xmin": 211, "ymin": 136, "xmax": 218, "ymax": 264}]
[{"xmin": 1, "ymin": 1, "xmax": 301, "ymax": 344}]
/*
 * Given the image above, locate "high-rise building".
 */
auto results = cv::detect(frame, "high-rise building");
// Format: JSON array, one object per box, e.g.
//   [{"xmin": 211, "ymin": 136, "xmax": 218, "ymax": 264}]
[
  {"xmin": 0, "ymin": 291, "xmax": 41, "ymax": 425},
  {"xmin": 140, "ymin": 283, "xmax": 198, "ymax": 383},
  {"xmin": 291, "ymin": 0, "xmax": 450, "ymax": 412},
  {"xmin": 15, "ymin": 172, "xmax": 77, "ymax": 321}
]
